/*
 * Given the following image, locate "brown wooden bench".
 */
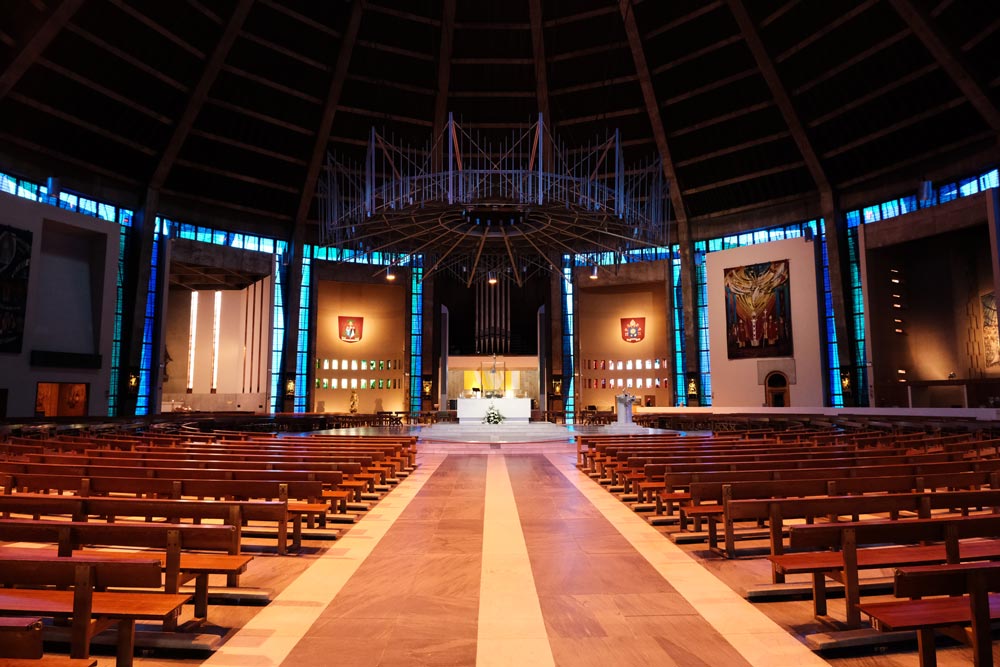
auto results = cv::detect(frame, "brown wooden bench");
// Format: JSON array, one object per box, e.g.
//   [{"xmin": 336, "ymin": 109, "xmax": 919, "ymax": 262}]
[
  {"xmin": 727, "ymin": 488, "xmax": 1000, "ymax": 562},
  {"xmin": 859, "ymin": 561, "xmax": 1000, "ymax": 667},
  {"xmin": 772, "ymin": 513, "xmax": 1000, "ymax": 628},
  {"xmin": 0, "ymin": 617, "xmax": 45, "ymax": 659},
  {"xmin": 0, "ymin": 493, "xmax": 310, "ymax": 554},
  {"xmin": 0, "ymin": 518, "xmax": 250, "ymax": 627},
  {"xmin": 0, "ymin": 557, "xmax": 189, "ymax": 667}
]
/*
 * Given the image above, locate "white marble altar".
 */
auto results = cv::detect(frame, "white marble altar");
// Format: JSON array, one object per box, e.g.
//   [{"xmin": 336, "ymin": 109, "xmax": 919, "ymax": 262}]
[{"xmin": 457, "ymin": 397, "xmax": 531, "ymax": 424}]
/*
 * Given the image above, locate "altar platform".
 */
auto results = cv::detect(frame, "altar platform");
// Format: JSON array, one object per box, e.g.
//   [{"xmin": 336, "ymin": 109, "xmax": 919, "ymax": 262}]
[{"xmin": 417, "ymin": 420, "xmax": 673, "ymax": 445}]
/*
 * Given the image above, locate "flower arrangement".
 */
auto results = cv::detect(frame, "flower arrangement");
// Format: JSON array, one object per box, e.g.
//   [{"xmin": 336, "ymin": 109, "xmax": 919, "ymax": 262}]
[{"xmin": 482, "ymin": 402, "xmax": 505, "ymax": 425}]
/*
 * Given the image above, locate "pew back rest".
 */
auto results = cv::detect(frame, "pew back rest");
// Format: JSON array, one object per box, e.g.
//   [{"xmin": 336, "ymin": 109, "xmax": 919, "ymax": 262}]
[
  {"xmin": 894, "ymin": 561, "xmax": 1000, "ymax": 598},
  {"xmin": 789, "ymin": 513, "xmax": 1000, "ymax": 550},
  {"xmin": 0, "ymin": 518, "xmax": 240, "ymax": 554},
  {"xmin": 0, "ymin": 558, "xmax": 162, "ymax": 589}
]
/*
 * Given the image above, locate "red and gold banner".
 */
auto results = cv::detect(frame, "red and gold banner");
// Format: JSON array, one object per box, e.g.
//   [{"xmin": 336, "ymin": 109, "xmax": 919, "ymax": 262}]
[
  {"xmin": 621, "ymin": 317, "xmax": 645, "ymax": 343},
  {"xmin": 338, "ymin": 316, "xmax": 363, "ymax": 343}
]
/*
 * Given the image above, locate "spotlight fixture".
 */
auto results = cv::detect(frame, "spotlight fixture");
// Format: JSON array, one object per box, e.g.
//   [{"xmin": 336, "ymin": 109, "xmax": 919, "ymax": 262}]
[{"xmin": 589, "ymin": 265, "xmax": 599, "ymax": 280}]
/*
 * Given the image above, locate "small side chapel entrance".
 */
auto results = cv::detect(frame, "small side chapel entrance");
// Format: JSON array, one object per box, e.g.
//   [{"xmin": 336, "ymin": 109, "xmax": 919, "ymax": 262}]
[{"xmin": 765, "ymin": 372, "xmax": 789, "ymax": 407}]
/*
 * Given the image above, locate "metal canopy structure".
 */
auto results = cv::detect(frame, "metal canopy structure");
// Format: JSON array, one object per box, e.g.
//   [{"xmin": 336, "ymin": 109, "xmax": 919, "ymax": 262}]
[
  {"xmin": 319, "ymin": 113, "xmax": 669, "ymax": 283},
  {"xmin": 0, "ymin": 0, "xmax": 997, "ymax": 245}
]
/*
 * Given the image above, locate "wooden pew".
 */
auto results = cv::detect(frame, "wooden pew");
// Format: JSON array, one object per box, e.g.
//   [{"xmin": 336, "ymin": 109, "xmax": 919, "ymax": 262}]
[
  {"xmin": 772, "ymin": 513, "xmax": 1000, "ymax": 628},
  {"xmin": 0, "ymin": 518, "xmax": 250, "ymax": 625},
  {"xmin": 0, "ymin": 557, "xmax": 189, "ymax": 667},
  {"xmin": 0, "ymin": 493, "xmax": 308, "ymax": 554},
  {"xmin": 860, "ymin": 562, "xmax": 1000, "ymax": 667},
  {"xmin": 727, "ymin": 488, "xmax": 1000, "ymax": 561}
]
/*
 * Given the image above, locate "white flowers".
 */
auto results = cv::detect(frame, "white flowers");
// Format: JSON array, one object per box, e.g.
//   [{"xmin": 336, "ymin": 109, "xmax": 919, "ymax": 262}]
[{"xmin": 482, "ymin": 402, "xmax": 504, "ymax": 424}]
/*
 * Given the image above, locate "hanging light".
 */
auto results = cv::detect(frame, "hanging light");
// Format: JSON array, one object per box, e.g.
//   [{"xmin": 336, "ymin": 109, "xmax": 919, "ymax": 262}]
[
  {"xmin": 589, "ymin": 265, "xmax": 599, "ymax": 280},
  {"xmin": 386, "ymin": 264, "xmax": 396, "ymax": 281},
  {"xmin": 487, "ymin": 271, "xmax": 497, "ymax": 285}
]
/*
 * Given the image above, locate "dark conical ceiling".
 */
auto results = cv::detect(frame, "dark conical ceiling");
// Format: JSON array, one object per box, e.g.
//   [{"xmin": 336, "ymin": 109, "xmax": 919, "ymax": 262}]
[{"xmin": 1, "ymin": 0, "xmax": 999, "ymax": 243}]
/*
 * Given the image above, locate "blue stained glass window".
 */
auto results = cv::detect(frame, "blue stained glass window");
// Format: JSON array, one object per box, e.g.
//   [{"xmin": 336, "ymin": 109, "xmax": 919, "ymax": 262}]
[
  {"xmin": 270, "ymin": 254, "xmax": 286, "ymax": 414},
  {"xmin": 293, "ymin": 248, "xmax": 312, "ymax": 413},
  {"xmin": 409, "ymin": 258, "xmax": 424, "ymax": 415},
  {"xmin": 671, "ymin": 251, "xmax": 686, "ymax": 406},
  {"xmin": 693, "ymin": 242, "xmax": 711, "ymax": 406},
  {"xmin": 562, "ymin": 256, "xmax": 576, "ymax": 424}
]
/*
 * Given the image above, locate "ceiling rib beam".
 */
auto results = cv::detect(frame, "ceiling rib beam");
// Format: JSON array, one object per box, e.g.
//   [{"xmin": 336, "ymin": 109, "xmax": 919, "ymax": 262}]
[
  {"xmin": 162, "ymin": 187, "xmax": 292, "ymax": 220},
  {"xmin": 10, "ymin": 92, "xmax": 155, "ymax": 154},
  {"xmin": 150, "ymin": 0, "xmax": 254, "ymax": 191},
  {"xmin": 207, "ymin": 98, "xmax": 312, "ymax": 135},
  {"xmin": 66, "ymin": 24, "xmax": 189, "ymax": 92},
  {"xmin": 662, "ymin": 68, "xmax": 755, "ymax": 107},
  {"xmin": 294, "ymin": 0, "xmax": 365, "ymax": 230},
  {"xmin": 681, "ymin": 161, "xmax": 806, "ymax": 195},
  {"xmin": 367, "ymin": 3, "xmax": 439, "ymax": 26},
  {"xmin": 106, "ymin": 0, "xmax": 205, "ymax": 58},
  {"xmin": 432, "ymin": 0, "xmax": 456, "ymax": 150},
  {"xmin": 337, "ymin": 105, "xmax": 432, "ymax": 127},
  {"xmin": 189, "ymin": 128, "xmax": 307, "ymax": 165},
  {"xmin": 0, "ymin": 131, "xmax": 140, "ymax": 185},
  {"xmin": 38, "ymin": 57, "xmax": 172, "ymax": 123},
  {"xmin": 808, "ymin": 63, "xmax": 938, "ymax": 128},
  {"xmin": 651, "ymin": 35, "xmax": 742, "ymax": 75},
  {"xmin": 727, "ymin": 0, "xmax": 830, "ymax": 193},
  {"xmin": 240, "ymin": 30, "xmax": 329, "ymax": 71},
  {"xmin": 0, "ymin": 0, "xmax": 85, "ymax": 102},
  {"xmin": 775, "ymin": 0, "xmax": 878, "ymax": 64},
  {"xmin": 619, "ymin": 0, "xmax": 689, "ymax": 222},
  {"xmin": 551, "ymin": 74, "xmax": 637, "ymax": 96},
  {"xmin": 644, "ymin": 2, "xmax": 722, "ymax": 41},
  {"xmin": 837, "ymin": 130, "xmax": 996, "ymax": 189},
  {"xmin": 822, "ymin": 97, "xmax": 965, "ymax": 159},
  {"xmin": 761, "ymin": 0, "xmax": 799, "ymax": 28},
  {"xmin": 962, "ymin": 17, "xmax": 1000, "ymax": 52},
  {"xmin": 528, "ymin": 0, "xmax": 551, "ymax": 136},
  {"xmin": 174, "ymin": 158, "xmax": 298, "ymax": 193},
  {"xmin": 258, "ymin": 0, "xmax": 339, "ymax": 38},
  {"xmin": 669, "ymin": 100, "xmax": 774, "ymax": 137},
  {"xmin": 793, "ymin": 29, "xmax": 909, "ymax": 96},
  {"xmin": 543, "ymin": 5, "xmax": 617, "ymax": 28},
  {"xmin": 888, "ymin": 0, "xmax": 1000, "ymax": 135},
  {"xmin": 549, "ymin": 41, "xmax": 627, "ymax": 63},
  {"xmin": 675, "ymin": 131, "xmax": 791, "ymax": 167},
  {"xmin": 223, "ymin": 64, "xmax": 323, "ymax": 103}
]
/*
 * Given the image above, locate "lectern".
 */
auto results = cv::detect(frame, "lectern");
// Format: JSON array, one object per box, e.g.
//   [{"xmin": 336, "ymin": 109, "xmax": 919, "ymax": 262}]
[{"xmin": 615, "ymin": 394, "xmax": 635, "ymax": 425}]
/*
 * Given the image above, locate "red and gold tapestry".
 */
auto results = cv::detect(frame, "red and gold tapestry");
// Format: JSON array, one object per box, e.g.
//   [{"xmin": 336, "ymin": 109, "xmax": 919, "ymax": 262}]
[
  {"xmin": 338, "ymin": 316, "xmax": 363, "ymax": 343},
  {"xmin": 621, "ymin": 318, "xmax": 645, "ymax": 343},
  {"xmin": 723, "ymin": 260, "xmax": 792, "ymax": 359}
]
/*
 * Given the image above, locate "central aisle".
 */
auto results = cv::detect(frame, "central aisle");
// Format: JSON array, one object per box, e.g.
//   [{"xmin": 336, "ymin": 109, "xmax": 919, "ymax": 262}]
[{"xmin": 212, "ymin": 451, "xmax": 830, "ymax": 666}]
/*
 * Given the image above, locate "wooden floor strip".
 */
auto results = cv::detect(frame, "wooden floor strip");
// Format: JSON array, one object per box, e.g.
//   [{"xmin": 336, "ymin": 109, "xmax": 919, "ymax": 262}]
[
  {"xmin": 477, "ymin": 455, "xmax": 556, "ymax": 667},
  {"xmin": 545, "ymin": 453, "xmax": 832, "ymax": 667},
  {"xmin": 201, "ymin": 454, "xmax": 446, "ymax": 667}
]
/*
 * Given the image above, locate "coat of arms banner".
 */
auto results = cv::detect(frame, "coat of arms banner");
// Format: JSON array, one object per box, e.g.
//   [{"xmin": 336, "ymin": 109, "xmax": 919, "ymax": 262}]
[{"xmin": 339, "ymin": 316, "xmax": 363, "ymax": 343}]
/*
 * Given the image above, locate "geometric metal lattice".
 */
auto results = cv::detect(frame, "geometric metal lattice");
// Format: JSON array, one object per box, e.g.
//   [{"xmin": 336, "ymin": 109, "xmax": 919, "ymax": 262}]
[{"xmin": 320, "ymin": 113, "xmax": 671, "ymax": 285}]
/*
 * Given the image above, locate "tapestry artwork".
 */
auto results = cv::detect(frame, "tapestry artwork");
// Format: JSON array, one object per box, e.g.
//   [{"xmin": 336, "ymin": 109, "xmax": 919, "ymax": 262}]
[
  {"xmin": 0, "ymin": 224, "xmax": 31, "ymax": 354},
  {"xmin": 982, "ymin": 292, "xmax": 1000, "ymax": 368},
  {"xmin": 723, "ymin": 259, "xmax": 792, "ymax": 359}
]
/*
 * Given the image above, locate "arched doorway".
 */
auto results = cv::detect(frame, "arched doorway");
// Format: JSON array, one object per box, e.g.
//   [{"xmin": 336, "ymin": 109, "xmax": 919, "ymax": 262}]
[{"xmin": 765, "ymin": 372, "xmax": 790, "ymax": 407}]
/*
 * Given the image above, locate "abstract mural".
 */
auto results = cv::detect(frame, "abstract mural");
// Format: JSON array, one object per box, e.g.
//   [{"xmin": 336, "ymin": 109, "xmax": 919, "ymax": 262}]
[
  {"xmin": 982, "ymin": 292, "xmax": 1000, "ymax": 368},
  {"xmin": 0, "ymin": 224, "xmax": 31, "ymax": 354},
  {"xmin": 723, "ymin": 259, "xmax": 793, "ymax": 360}
]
